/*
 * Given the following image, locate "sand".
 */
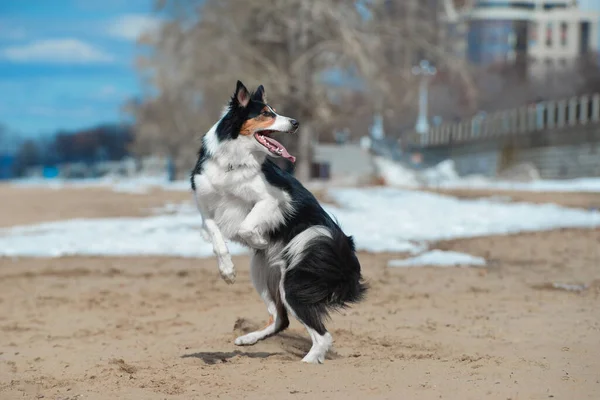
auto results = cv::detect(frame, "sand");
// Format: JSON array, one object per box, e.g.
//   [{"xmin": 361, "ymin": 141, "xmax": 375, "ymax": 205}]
[
  {"xmin": 0, "ymin": 185, "xmax": 191, "ymax": 228},
  {"xmin": 0, "ymin": 185, "xmax": 599, "ymax": 399}
]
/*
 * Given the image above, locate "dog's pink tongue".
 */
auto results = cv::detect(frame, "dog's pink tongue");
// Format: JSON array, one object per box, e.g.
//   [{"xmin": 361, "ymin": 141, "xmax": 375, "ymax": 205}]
[
  {"xmin": 266, "ymin": 137, "xmax": 296, "ymax": 163},
  {"xmin": 281, "ymin": 148, "xmax": 296, "ymax": 163}
]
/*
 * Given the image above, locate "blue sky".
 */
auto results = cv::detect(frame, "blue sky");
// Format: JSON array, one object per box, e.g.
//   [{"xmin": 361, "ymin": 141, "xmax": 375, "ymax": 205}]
[
  {"xmin": 0, "ymin": 0, "xmax": 160, "ymax": 138},
  {"xmin": 579, "ymin": 0, "xmax": 600, "ymax": 11}
]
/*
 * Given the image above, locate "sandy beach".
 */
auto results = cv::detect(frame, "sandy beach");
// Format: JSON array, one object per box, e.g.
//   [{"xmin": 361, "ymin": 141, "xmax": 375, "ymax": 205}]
[{"xmin": 1, "ymin": 185, "xmax": 598, "ymax": 399}]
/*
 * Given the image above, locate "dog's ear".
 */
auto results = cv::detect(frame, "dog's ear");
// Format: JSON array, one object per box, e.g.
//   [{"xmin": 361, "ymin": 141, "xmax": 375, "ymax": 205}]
[
  {"xmin": 234, "ymin": 80, "xmax": 250, "ymax": 107},
  {"xmin": 252, "ymin": 85, "xmax": 267, "ymax": 103}
]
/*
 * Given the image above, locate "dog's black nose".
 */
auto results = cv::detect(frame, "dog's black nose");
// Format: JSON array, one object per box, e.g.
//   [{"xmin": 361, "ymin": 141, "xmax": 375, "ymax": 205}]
[{"xmin": 290, "ymin": 119, "xmax": 299, "ymax": 130}]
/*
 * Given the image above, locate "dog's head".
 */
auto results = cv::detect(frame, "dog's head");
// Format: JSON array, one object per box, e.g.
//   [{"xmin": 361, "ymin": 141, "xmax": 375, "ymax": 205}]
[{"xmin": 213, "ymin": 80, "xmax": 299, "ymax": 163}]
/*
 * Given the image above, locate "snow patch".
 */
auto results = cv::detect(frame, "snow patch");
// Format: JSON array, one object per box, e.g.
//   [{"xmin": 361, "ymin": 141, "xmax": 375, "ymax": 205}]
[
  {"xmin": 0, "ymin": 214, "xmax": 249, "ymax": 258},
  {"xmin": 373, "ymin": 157, "xmax": 420, "ymax": 188},
  {"xmin": 11, "ymin": 176, "xmax": 191, "ymax": 193},
  {"xmin": 324, "ymin": 188, "xmax": 599, "ymax": 253},
  {"xmin": 0, "ymin": 187, "xmax": 598, "ymax": 258},
  {"xmin": 438, "ymin": 177, "xmax": 600, "ymax": 193},
  {"xmin": 550, "ymin": 282, "xmax": 588, "ymax": 292},
  {"xmin": 374, "ymin": 158, "xmax": 600, "ymax": 193},
  {"xmin": 388, "ymin": 250, "xmax": 486, "ymax": 268}
]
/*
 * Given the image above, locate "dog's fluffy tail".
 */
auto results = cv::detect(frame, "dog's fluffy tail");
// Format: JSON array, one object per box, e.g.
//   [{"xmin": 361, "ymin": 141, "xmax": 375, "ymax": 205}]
[{"xmin": 282, "ymin": 226, "xmax": 367, "ymax": 333}]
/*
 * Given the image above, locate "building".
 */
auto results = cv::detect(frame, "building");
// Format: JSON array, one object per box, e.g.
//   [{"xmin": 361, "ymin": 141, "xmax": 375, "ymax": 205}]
[
  {"xmin": 443, "ymin": 0, "xmax": 600, "ymax": 76},
  {"xmin": 312, "ymin": 143, "xmax": 376, "ymax": 183},
  {"xmin": 527, "ymin": 1, "xmax": 600, "ymax": 75},
  {"xmin": 578, "ymin": 0, "xmax": 600, "ymax": 56}
]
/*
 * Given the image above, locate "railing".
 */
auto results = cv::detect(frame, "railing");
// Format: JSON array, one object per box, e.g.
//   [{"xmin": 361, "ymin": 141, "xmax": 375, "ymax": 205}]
[{"xmin": 407, "ymin": 93, "xmax": 600, "ymax": 147}]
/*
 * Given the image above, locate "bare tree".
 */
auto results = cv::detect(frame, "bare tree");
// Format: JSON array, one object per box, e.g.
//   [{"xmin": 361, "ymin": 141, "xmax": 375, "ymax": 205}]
[
  {"xmin": 463, "ymin": 52, "xmax": 600, "ymax": 116},
  {"xmin": 129, "ymin": 0, "xmax": 474, "ymax": 179}
]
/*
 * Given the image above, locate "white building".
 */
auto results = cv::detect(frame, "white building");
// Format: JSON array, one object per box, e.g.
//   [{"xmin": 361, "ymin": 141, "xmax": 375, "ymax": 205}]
[
  {"xmin": 442, "ymin": 0, "xmax": 600, "ymax": 76},
  {"xmin": 527, "ymin": 1, "xmax": 599, "ymax": 74}
]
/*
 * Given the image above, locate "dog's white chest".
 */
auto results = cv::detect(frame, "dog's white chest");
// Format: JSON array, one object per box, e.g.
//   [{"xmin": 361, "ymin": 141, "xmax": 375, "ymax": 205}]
[
  {"xmin": 193, "ymin": 163, "xmax": 288, "ymax": 241},
  {"xmin": 204, "ymin": 162, "xmax": 268, "ymax": 201}
]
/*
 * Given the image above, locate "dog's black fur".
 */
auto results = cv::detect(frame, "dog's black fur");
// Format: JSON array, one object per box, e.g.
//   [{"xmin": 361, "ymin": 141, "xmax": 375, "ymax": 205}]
[
  {"xmin": 190, "ymin": 81, "xmax": 367, "ymax": 360},
  {"xmin": 261, "ymin": 159, "xmax": 367, "ymax": 334}
]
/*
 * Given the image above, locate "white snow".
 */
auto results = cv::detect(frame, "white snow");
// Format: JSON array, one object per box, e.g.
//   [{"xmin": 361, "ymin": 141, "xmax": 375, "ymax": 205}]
[
  {"xmin": 324, "ymin": 188, "xmax": 600, "ymax": 253},
  {"xmin": 373, "ymin": 157, "xmax": 420, "ymax": 188},
  {"xmin": 550, "ymin": 283, "xmax": 588, "ymax": 292},
  {"xmin": 0, "ymin": 212, "xmax": 248, "ymax": 258},
  {"xmin": 388, "ymin": 250, "xmax": 487, "ymax": 268},
  {"xmin": 10, "ymin": 176, "xmax": 191, "ymax": 193},
  {"xmin": 419, "ymin": 160, "xmax": 462, "ymax": 187},
  {"xmin": 435, "ymin": 177, "xmax": 600, "ymax": 193},
  {"xmin": 1, "ymin": 187, "xmax": 598, "ymax": 258},
  {"xmin": 374, "ymin": 158, "xmax": 600, "ymax": 193}
]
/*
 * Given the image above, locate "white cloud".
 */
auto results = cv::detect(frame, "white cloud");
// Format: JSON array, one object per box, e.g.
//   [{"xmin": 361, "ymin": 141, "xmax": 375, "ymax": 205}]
[
  {"xmin": 1, "ymin": 39, "xmax": 114, "ymax": 64},
  {"xmin": 106, "ymin": 14, "xmax": 162, "ymax": 41}
]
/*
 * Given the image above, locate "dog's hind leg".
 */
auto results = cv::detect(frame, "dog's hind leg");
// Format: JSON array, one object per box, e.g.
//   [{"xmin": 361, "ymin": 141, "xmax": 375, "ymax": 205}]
[
  {"xmin": 281, "ymin": 270, "xmax": 333, "ymax": 364},
  {"xmin": 278, "ymin": 226, "xmax": 340, "ymax": 364},
  {"xmin": 235, "ymin": 250, "xmax": 289, "ymax": 346}
]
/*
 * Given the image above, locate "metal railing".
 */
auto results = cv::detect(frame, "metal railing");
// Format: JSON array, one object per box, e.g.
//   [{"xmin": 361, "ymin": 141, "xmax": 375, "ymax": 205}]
[{"xmin": 408, "ymin": 93, "xmax": 600, "ymax": 147}]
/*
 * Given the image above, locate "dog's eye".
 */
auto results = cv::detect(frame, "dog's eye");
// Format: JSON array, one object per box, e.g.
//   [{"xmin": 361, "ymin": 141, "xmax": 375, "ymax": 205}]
[{"xmin": 261, "ymin": 111, "xmax": 271, "ymax": 117}]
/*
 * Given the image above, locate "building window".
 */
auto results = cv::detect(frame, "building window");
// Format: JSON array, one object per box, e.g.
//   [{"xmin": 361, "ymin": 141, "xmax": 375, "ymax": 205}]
[
  {"xmin": 580, "ymin": 22, "xmax": 590, "ymax": 55},
  {"xmin": 529, "ymin": 22, "xmax": 538, "ymax": 43},
  {"xmin": 546, "ymin": 23, "xmax": 553, "ymax": 47},
  {"xmin": 560, "ymin": 22, "xmax": 568, "ymax": 46}
]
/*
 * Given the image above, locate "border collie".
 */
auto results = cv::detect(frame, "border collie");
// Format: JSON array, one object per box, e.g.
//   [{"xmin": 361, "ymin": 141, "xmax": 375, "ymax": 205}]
[{"xmin": 190, "ymin": 81, "xmax": 367, "ymax": 364}]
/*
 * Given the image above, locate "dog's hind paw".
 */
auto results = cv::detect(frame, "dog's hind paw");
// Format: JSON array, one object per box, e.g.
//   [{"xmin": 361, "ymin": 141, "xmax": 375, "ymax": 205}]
[
  {"xmin": 301, "ymin": 352, "xmax": 325, "ymax": 364},
  {"xmin": 234, "ymin": 333, "xmax": 260, "ymax": 346}
]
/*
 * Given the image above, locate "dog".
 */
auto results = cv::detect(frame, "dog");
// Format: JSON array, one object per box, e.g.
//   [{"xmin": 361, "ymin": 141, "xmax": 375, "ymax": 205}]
[{"xmin": 190, "ymin": 81, "xmax": 367, "ymax": 364}]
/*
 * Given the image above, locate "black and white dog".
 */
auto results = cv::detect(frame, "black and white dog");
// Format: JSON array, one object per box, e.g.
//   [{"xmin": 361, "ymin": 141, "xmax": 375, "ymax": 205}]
[{"xmin": 191, "ymin": 81, "xmax": 367, "ymax": 364}]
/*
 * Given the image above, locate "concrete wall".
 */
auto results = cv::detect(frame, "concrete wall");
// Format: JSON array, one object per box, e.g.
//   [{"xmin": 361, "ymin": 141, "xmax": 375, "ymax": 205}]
[
  {"xmin": 452, "ymin": 147, "xmax": 501, "ymax": 177},
  {"xmin": 423, "ymin": 124, "xmax": 600, "ymax": 179},
  {"xmin": 510, "ymin": 141, "xmax": 600, "ymax": 179},
  {"xmin": 313, "ymin": 143, "xmax": 375, "ymax": 180}
]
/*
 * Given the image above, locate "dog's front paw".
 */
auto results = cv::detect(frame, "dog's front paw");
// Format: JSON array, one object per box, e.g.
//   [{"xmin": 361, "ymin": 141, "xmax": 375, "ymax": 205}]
[
  {"xmin": 218, "ymin": 256, "xmax": 236, "ymax": 284},
  {"xmin": 237, "ymin": 228, "xmax": 268, "ymax": 250},
  {"xmin": 200, "ymin": 227, "xmax": 211, "ymax": 243}
]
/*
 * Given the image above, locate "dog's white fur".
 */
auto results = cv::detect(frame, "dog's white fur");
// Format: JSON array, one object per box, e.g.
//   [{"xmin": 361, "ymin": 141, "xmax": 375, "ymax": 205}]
[
  {"xmin": 193, "ymin": 113, "xmax": 295, "ymax": 283},
  {"xmin": 193, "ymin": 111, "xmax": 338, "ymax": 363},
  {"xmin": 190, "ymin": 86, "xmax": 365, "ymax": 364}
]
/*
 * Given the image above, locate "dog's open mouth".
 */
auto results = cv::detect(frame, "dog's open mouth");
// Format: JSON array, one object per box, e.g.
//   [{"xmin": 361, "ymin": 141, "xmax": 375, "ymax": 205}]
[{"xmin": 254, "ymin": 131, "xmax": 296, "ymax": 163}]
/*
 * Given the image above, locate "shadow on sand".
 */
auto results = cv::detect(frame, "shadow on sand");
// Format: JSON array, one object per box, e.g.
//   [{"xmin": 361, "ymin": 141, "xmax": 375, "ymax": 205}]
[
  {"xmin": 182, "ymin": 318, "xmax": 340, "ymax": 364},
  {"xmin": 181, "ymin": 350, "xmax": 281, "ymax": 365}
]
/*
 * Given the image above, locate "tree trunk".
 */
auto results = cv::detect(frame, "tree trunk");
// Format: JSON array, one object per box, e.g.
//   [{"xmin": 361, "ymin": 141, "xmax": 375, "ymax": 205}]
[
  {"xmin": 294, "ymin": 0, "xmax": 313, "ymax": 183},
  {"xmin": 295, "ymin": 121, "xmax": 313, "ymax": 182}
]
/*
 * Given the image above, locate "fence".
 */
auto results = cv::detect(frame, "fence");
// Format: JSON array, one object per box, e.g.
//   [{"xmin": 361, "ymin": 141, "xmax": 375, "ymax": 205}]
[{"xmin": 406, "ymin": 93, "xmax": 600, "ymax": 147}]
